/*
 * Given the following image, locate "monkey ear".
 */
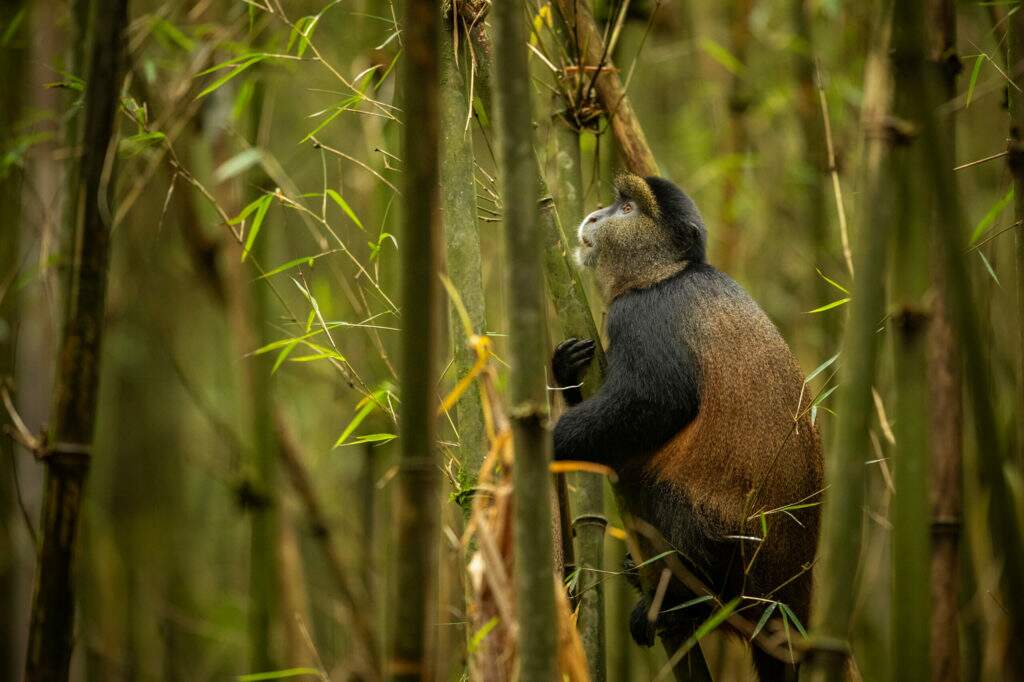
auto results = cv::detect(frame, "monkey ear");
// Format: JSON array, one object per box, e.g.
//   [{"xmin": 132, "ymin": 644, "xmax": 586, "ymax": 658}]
[{"xmin": 613, "ymin": 173, "xmax": 661, "ymax": 219}]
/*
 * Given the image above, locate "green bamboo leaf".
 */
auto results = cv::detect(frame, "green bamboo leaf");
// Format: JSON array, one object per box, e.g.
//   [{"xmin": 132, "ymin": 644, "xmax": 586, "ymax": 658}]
[
  {"xmin": 659, "ymin": 594, "xmax": 714, "ymax": 615},
  {"xmin": 270, "ymin": 339, "xmax": 300, "ymax": 374},
  {"xmin": 631, "ymin": 549, "xmax": 678, "ymax": 571},
  {"xmin": 257, "ymin": 251, "xmax": 337, "ymax": 280},
  {"xmin": 230, "ymin": 196, "xmax": 265, "ymax": 225},
  {"xmin": 241, "ymin": 194, "xmax": 273, "ymax": 262},
  {"xmin": 699, "ymin": 37, "xmax": 744, "ymax": 75},
  {"xmin": 965, "ymin": 54, "xmax": 985, "ymax": 108},
  {"xmin": 214, "ymin": 148, "xmax": 263, "ymax": 183},
  {"xmin": 778, "ymin": 603, "xmax": 808, "ymax": 637},
  {"xmin": 153, "ymin": 18, "xmax": 195, "ymax": 51},
  {"xmin": 969, "ymin": 187, "xmax": 1013, "ymax": 245},
  {"xmin": 1, "ymin": 8, "xmax": 26, "ymax": 46},
  {"xmin": 339, "ymin": 433, "xmax": 397, "ymax": 447},
  {"xmin": 197, "ymin": 52, "xmax": 266, "ymax": 77},
  {"xmin": 806, "ymin": 297, "xmax": 850, "ymax": 314},
  {"xmin": 325, "ymin": 189, "xmax": 366, "ymax": 230},
  {"xmin": 299, "ymin": 99, "xmax": 357, "ymax": 142},
  {"xmin": 237, "ymin": 669, "xmax": 320, "ymax": 681},
  {"xmin": 804, "ymin": 351, "xmax": 840, "ymax": 385},
  {"xmin": 815, "ymin": 268, "xmax": 849, "ymax": 294},
  {"xmin": 978, "ymin": 251, "xmax": 1001, "ymax": 286},
  {"xmin": 751, "ymin": 602, "xmax": 778, "ymax": 640},
  {"xmin": 196, "ymin": 56, "xmax": 264, "ymax": 100},
  {"xmin": 333, "ymin": 388, "xmax": 389, "ymax": 447},
  {"xmin": 252, "ymin": 329, "xmax": 329, "ymax": 356},
  {"xmin": 812, "ymin": 385, "xmax": 839, "ymax": 407},
  {"xmin": 468, "ymin": 617, "xmax": 499, "ymax": 654}
]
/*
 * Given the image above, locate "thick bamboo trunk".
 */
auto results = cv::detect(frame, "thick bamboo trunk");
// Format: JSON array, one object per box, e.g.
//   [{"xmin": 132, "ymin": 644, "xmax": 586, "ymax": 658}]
[
  {"xmin": 23, "ymin": 0, "xmax": 129, "ymax": 680},
  {"xmin": 1011, "ymin": 0, "xmax": 1024, "ymax": 479},
  {"xmin": 889, "ymin": 3, "xmax": 935, "ymax": 676},
  {"xmin": 493, "ymin": 0, "xmax": 558, "ymax": 678},
  {"xmin": 803, "ymin": 4, "xmax": 894, "ymax": 679},
  {"xmin": 440, "ymin": 9, "xmax": 488, "ymax": 494},
  {"xmin": 548, "ymin": 106, "xmax": 607, "ymax": 682},
  {"xmin": 924, "ymin": 2, "xmax": 962, "ymax": 680},
  {"xmin": 388, "ymin": 0, "xmax": 442, "ymax": 678},
  {"xmin": 0, "ymin": 0, "xmax": 27, "ymax": 675},
  {"xmin": 717, "ymin": 0, "xmax": 753, "ymax": 275},
  {"xmin": 791, "ymin": 0, "xmax": 834, "ymax": 346},
  {"xmin": 245, "ymin": 80, "xmax": 280, "ymax": 675}
]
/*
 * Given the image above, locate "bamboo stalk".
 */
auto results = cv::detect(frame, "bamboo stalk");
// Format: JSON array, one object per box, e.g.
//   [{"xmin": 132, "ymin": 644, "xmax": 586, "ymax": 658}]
[
  {"xmin": 1011, "ymin": 0, "xmax": 1024, "ymax": 479},
  {"xmin": 791, "ymin": 0, "xmax": 835, "ymax": 344},
  {"xmin": 246, "ymin": 77, "xmax": 280, "ymax": 675},
  {"xmin": 388, "ymin": 0, "xmax": 443, "ymax": 678},
  {"xmin": 440, "ymin": 9, "xmax": 488, "ymax": 497},
  {"xmin": 803, "ymin": 4, "xmax": 894, "ymax": 679},
  {"xmin": 717, "ymin": 0, "xmax": 753, "ymax": 275},
  {"xmin": 493, "ymin": 0, "xmax": 558, "ymax": 677},
  {"xmin": 0, "ymin": 0, "xmax": 27, "ymax": 672},
  {"xmin": 889, "ymin": 2, "xmax": 935, "ymax": 676},
  {"xmin": 924, "ymin": 2, "xmax": 962, "ymax": 680},
  {"xmin": 547, "ymin": 106, "xmax": 607, "ymax": 682},
  {"xmin": 275, "ymin": 412, "xmax": 380, "ymax": 679},
  {"xmin": 23, "ymin": 0, "xmax": 129, "ymax": 679}
]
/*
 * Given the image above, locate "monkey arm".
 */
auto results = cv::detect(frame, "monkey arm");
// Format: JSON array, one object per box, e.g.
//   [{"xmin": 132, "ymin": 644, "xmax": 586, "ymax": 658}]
[{"xmin": 551, "ymin": 323, "xmax": 699, "ymax": 465}]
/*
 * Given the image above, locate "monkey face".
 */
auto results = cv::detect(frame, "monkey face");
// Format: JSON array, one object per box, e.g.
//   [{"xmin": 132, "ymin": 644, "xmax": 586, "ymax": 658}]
[
  {"xmin": 575, "ymin": 200, "xmax": 634, "ymax": 268},
  {"xmin": 575, "ymin": 190, "xmax": 674, "ymax": 271},
  {"xmin": 576, "ymin": 174, "xmax": 703, "ymax": 300}
]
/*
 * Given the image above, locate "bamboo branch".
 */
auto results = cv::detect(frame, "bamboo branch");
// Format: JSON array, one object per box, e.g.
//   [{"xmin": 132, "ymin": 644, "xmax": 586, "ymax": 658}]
[{"xmin": 493, "ymin": 0, "xmax": 558, "ymax": 677}]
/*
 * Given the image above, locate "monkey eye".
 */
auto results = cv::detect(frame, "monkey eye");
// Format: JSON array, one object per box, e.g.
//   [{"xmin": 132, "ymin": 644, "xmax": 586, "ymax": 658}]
[{"xmin": 621, "ymin": 201, "xmax": 633, "ymax": 214}]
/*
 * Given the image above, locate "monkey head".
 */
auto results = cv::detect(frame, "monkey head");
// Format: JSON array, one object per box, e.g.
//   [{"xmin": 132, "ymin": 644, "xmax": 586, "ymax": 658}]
[{"xmin": 575, "ymin": 174, "xmax": 707, "ymax": 301}]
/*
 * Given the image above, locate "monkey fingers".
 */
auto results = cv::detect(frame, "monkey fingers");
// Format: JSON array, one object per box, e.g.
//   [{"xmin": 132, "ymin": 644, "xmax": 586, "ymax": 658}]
[{"xmin": 552, "ymin": 337, "xmax": 596, "ymax": 387}]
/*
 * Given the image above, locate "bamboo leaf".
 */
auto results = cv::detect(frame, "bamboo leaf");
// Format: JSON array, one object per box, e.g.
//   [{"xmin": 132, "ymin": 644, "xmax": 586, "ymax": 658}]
[
  {"xmin": 468, "ymin": 617, "xmax": 499, "ymax": 654},
  {"xmin": 815, "ymin": 268, "xmax": 849, "ymax": 294},
  {"xmin": 969, "ymin": 187, "xmax": 1013, "ymax": 245},
  {"xmin": 196, "ymin": 56, "xmax": 264, "ymax": 100},
  {"xmin": 659, "ymin": 594, "xmax": 714, "ymax": 615},
  {"xmin": 338, "ymin": 433, "xmax": 396, "ymax": 447},
  {"xmin": 778, "ymin": 603, "xmax": 808, "ymax": 637},
  {"xmin": 257, "ymin": 251, "xmax": 337, "ymax": 280},
  {"xmin": 270, "ymin": 339, "xmax": 300, "ymax": 374},
  {"xmin": 325, "ymin": 189, "xmax": 366, "ymax": 230},
  {"xmin": 806, "ymin": 297, "xmax": 851, "ymax": 314},
  {"xmin": 965, "ymin": 54, "xmax": 985, "ymax": 108},
  {"xmin": 751, "ymin": 602, "xmax": 778, "ymax": 640},
  {"xmin": 242, "ymin": 195, "xmax": 273, "ymax": 262},
  {"xmin": 978, "ymin": 251, "xmax": 1001, "ymax": 286},
  {"xmin": 699, "ymin": 37, "xmax": 744, "ymax": 75},
  {"xmin": 334, "ymin": 387, "xmax": 389, "ymax": 447},
  {"xmin": 237, "ymin": 668, "xmax": 320, "ymax": 681},
  {"xmin": 214, "ymin": 148, "xmax": 264, "ymax": 183},
  {"xmin": 804, "ymin": 351, "xmax": 841, "ymax": 384}
]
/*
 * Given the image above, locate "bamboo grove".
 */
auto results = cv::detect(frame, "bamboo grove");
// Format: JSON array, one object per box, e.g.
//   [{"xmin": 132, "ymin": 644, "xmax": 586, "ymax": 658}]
[{"xmin": 1, "ymin": 0, "xmax": 1023, "ymax": 681}]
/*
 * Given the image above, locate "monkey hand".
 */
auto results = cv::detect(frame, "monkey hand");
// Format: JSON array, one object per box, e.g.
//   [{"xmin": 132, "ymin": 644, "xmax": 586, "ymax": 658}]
[{"xmin": 552, "ymin": 337, "xmax": 595, "ymax": 388}]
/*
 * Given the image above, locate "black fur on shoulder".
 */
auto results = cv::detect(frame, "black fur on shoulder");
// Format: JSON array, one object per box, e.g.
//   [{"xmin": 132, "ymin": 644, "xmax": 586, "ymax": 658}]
[
  {"xmin": 644, "ymin": 176, "xmax": 707, "ymax": 263},
  {"xmin": 552, "ymin": 266, "xmax": 702, "ymax": 465}
]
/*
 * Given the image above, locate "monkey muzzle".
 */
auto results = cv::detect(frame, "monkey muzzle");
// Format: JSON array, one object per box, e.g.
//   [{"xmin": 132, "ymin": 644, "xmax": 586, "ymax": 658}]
[{"xmin": 576, "ymin": 206, "xmax": 611, "ymax": 268}]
